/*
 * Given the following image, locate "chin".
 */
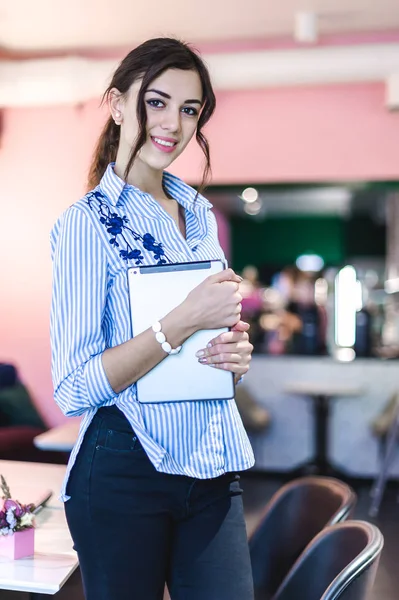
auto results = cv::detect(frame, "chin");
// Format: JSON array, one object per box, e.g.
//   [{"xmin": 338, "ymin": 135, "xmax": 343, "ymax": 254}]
[{"xmin": 145, "ymin": 153, "xmax": 178, "ymax": 172}]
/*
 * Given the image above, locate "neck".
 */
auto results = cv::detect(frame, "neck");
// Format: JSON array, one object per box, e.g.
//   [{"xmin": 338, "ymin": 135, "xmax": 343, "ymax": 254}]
[{"xmin": 114, "ymin": 148, "xmax": 166, "ymax": 199}]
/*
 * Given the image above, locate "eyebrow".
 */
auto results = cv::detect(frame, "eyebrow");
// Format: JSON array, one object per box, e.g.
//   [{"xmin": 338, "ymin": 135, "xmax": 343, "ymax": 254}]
[{"xmin": 146, "ymin": 88, "xmax": 202, "ymax": 105}]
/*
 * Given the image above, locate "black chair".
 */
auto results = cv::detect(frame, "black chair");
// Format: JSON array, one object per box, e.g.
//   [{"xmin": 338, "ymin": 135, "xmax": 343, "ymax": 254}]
[
  {"xmin": 249, "ymin": 477, "xmax": 357, "ymax": 600},
  {"xmin": 369, "ymin": 392, "xmax": 399, "ymax": 517},
  {"xmin": 273, "ymin": 520, "xmax": 383, "ymax": 600}
]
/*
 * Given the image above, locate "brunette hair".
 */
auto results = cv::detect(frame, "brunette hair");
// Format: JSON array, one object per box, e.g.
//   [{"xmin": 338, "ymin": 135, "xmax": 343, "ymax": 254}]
[{"xmin": 87, "ymin": 37, "xmax": 216, "ymax": 193}]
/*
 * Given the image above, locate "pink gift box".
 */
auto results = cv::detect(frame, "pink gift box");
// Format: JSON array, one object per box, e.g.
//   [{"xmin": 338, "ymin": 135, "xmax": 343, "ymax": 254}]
[{"xmin": 0, "ymin": 528, "xmax": 35, "ymax": 560}]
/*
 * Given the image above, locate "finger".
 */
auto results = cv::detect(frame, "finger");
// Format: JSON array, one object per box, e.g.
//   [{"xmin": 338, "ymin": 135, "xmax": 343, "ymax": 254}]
[
  {"xmin": 201, "ymin": 330, "xmax": 249, "ymax": 351},
  {"xmin": 216, "ymin": 331, "xmax": 249, "ymax": 345},
  {"xmin": 208, "ymin": 363, "xmax": 250, "ymax": 375},
  {"xmin": 234, "ymin": 302, "xmax": 243, "ymax": 314},
  {"xmin": 197, "ymin": 343, "xmax": 240, "ymax": 358},
  {"xmin": 209, "ymin": 268, "xmax": 243, "ymax": 284},
  {"xmin": 205, "ymin": 341, "xmax": 253, "ymax": 357},
  {"xmin": 198, "ymin": 352, "xmax": 242, "ymax": 365},
  {"xmin": 232, "ymin": 320, "xmax": 250, "ymax": 332}
]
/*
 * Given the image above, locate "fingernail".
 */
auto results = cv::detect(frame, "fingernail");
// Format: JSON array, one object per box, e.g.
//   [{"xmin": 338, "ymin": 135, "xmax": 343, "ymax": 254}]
[
  {"xmin": 207, "ymin": 342, "xmax": 212, "ymax": 348},
  {"xmin": 237, "ymin": 276, "xmax": 243, "ymax": 282},
  {"xmin": 195, "ymin": 350, "xmax": 205, "ymax": 358},
  {"xmin": 198, "ymin": 357, "xmax": 208, "ymax": 364}
]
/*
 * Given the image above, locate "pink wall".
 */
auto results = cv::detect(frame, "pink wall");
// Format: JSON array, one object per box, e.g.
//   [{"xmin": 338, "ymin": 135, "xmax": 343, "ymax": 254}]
[
  {"xmin": 173, "ymin": 82, "xmax": 399, "ymax": 184},
  {"xmin": 1, "ymin": 81, "xmax": 398, "ymax": 425}
]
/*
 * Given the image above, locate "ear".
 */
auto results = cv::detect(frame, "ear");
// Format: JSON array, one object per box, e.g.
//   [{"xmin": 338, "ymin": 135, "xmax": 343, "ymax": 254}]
[{"xmin": 108, "ymin": 88, "xmax": 124, "ymax": 125}]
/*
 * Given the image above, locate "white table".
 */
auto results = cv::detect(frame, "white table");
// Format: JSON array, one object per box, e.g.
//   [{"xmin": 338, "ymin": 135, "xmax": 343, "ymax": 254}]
[
  {"xmin": 283, "ymin": 382, "xmax": 364, "ymax": 476},
  {"xmin": 34, "ymin": 421, "xmax": 80, "ymax": 453},
  {"xmin": 0, "ymin": 461, "xmax": 78, "ymax": 598},
  {"xmin": 284, "ymin": 382, "xmax": 364, "ymax": 399}
]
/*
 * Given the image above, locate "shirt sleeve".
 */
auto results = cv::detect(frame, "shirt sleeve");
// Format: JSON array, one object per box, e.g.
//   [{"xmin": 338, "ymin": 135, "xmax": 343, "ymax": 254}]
[
  {"xmin": 50, "ymin": 206, "xmax": 118, "ymax": 417},
  {"xmin": 207, "ymin": 210, "xmax": 227, "ymax": 264}
]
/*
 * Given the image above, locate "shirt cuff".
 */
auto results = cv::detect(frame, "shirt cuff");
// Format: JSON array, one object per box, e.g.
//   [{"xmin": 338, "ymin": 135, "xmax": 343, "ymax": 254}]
[{"xmin": 85, "ymin": 353, "xmax": 118, "ymax": 406}]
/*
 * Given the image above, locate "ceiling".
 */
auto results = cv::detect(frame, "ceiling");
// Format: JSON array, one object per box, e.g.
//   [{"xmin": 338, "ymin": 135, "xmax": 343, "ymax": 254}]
[{"xmin": 2, "ymin": 0, "xmax": 399, "ymax": 53}]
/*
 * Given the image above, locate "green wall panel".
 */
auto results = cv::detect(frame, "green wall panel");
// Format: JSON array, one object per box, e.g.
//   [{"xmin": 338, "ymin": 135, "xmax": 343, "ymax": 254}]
[
  {"xmin": 230, "ymin": 215, "xmax": 385, "ymax": 273},
  {"xmin": 230, "ymin": 216, "xmax": 345, "ymax": 272}
]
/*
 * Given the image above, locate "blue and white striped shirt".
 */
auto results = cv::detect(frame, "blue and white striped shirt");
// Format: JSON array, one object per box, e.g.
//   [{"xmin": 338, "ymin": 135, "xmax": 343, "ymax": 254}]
[{"xmin": 50, "ymin": 163, "xmax": 254, "ymax": 500}]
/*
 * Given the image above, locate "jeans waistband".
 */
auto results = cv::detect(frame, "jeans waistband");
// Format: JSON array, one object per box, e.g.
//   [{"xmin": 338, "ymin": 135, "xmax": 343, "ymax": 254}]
[{"xmin": 97, "ymin": 404, "xmax": 126, "ymax": 420}]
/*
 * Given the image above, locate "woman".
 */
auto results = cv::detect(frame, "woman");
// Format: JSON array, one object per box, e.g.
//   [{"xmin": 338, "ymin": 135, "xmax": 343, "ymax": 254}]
[{"xmin": 50, "ymin": 38, "xmax": 255, "ymax": 600}]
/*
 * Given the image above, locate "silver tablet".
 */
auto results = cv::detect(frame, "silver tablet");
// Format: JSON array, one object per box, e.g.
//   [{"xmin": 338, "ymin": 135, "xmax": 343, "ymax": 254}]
[{"xmin": 127, "ymin": 260, "xmax": 235, "ymax": 404}]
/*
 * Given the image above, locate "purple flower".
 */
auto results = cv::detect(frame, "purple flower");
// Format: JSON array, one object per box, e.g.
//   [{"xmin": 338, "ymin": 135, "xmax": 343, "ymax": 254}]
[
  {"xmin": 6, "ymin": 508, "xmax": 16, "ymax": 529},
  {"xmin": 15, "ymin": 505, "xmax": 24, "ymax": 518},
  {"xmin": 4, "ymin": 499, "xmax": 17, "ymax": 511},
  {"xmin": 5, "ymin": 499, "xmax": 25, "ymax": 518}
]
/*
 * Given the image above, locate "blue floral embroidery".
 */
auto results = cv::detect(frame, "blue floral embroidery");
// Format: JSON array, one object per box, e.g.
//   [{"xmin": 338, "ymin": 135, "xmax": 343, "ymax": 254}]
[{"xmin": 86, "ymin": 190, "xmax": 170, "ymax": 265}]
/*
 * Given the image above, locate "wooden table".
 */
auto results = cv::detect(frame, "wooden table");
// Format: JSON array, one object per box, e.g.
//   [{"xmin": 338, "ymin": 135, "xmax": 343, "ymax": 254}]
[
  {"xmin": 0, "ymin": 461, "xmax": 77, "ymax": 598},
  {"xmin": 284, "ymin": 382, "xmax": 364, "ymax": 476},
  {"xmin": 34, "ymin": 421, "xmax": 80, "ymax": 453}
]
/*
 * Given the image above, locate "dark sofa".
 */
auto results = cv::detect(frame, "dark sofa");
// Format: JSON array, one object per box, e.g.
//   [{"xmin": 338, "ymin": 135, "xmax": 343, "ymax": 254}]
[{"xmin": 0, "ymin": 363, "xmax": 67, "ymax": 464}]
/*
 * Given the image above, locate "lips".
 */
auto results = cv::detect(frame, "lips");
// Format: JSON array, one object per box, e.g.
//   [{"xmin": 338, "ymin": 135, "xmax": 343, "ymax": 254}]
[{"xmin": 151, "ymin": 136, "xmax": 178, "ymax": 154}]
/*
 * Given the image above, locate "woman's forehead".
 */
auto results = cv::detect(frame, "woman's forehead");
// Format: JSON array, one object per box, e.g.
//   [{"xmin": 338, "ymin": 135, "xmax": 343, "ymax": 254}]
[{"xmin": 147, "ymin": 69, "xmax": 202, "ymax": 97}]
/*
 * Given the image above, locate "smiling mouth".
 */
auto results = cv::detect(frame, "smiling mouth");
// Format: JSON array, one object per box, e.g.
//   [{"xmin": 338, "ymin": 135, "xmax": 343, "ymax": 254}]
[{"xmin": 151, "ymin": 136, "xmax": 178, "ymax": 148}]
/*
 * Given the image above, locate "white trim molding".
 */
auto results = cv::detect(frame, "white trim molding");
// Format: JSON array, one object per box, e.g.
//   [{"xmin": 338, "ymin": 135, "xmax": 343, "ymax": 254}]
[{"xmin": 1, "ymin": 43, "xmax": 399, "ymax": 107}]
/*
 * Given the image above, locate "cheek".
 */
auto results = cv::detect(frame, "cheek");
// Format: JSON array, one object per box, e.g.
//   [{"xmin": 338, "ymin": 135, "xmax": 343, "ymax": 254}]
[
  {"xmin": 181, "ymin": 120, "xmax": 198, "ymax": 146},
  {"xmin": 145, "ymin": 112, "xmax": 157, "ymax": 131}
]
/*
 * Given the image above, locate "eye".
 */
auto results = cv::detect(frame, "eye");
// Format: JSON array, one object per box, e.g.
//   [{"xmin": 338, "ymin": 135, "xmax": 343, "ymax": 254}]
[
  {"xmin": 146, "ymin": 99, "xmax": 165, "ymax": 109},
  {"xmin": 182, "ymin": 106, "xmax": 199, "ymax": 117}
]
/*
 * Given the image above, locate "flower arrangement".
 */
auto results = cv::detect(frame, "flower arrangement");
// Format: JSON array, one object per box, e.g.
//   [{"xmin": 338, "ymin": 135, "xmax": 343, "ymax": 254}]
[{"xmin": 0, "ymin": 475, "xmax": 35, "ymax": 536}]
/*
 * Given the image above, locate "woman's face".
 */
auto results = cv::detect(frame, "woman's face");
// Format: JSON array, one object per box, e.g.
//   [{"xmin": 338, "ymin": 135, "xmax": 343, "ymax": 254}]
[{"xmin": 111, "ymin": 68, "xmax": 203, "ymax": 172}]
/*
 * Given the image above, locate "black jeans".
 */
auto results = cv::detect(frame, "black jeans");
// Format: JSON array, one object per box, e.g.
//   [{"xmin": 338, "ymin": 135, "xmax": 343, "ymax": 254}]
[{"xmin": 65, "ymin": 406, "xmax": 254, "ymax": 600}]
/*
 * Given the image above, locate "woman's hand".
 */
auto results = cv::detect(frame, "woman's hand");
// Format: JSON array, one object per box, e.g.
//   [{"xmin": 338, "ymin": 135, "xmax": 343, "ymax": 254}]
[
  {"xmin": 195, "ymin": 321, "xmax": 253, "ymax": 383},
  {"xmin": 184, "ymin": 268, "xmax": 243, "ymax": 331}
]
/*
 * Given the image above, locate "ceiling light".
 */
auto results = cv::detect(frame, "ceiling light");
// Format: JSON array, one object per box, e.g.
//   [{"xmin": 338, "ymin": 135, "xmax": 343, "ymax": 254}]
[
  {"xmin": 294, "ymin": 11, "xmax": 318, "ymax": 43},
  {"xmin": 241, "ymin": 187, "xmax": 259, "ymax": 204},
  {"xmin": 244, "ymin": 200, "xmax": 262, "ymax": 215},
  {"xmin": 296, "ymin": 254, "xmax": 324, "ymax": 272}
]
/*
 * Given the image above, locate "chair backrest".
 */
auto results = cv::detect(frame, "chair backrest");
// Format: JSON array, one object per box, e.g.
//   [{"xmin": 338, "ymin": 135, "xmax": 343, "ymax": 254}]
[
  {"xmin": 249, "ymin": 477, "xmax": 357, "ymax": 599},
  {"xmin": 273, "ymin": 521, "xmax": 383, "ymax": 600}
]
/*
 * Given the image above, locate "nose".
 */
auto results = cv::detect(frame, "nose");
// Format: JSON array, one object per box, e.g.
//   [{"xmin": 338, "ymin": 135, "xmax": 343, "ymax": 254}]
[{"xmin": 161, "ymin": 108, "xmax": 181, "ymax": 134}]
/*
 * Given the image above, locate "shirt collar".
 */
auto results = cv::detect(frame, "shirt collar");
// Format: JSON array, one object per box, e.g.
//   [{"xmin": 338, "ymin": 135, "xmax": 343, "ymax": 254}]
[{"xmin": 98, "ymin": 163, "xmax": 212, "ymax": 212}]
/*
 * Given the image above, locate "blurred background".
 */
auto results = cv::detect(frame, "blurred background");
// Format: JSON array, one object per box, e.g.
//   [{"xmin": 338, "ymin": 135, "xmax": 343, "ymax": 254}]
[
  {"xmin": 1, "ymin": 0, "xmax": 398, "ymax": 412},
  {"xmin": 1, "ymin": 2, "xmax": 399, "ymax": 597}
]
